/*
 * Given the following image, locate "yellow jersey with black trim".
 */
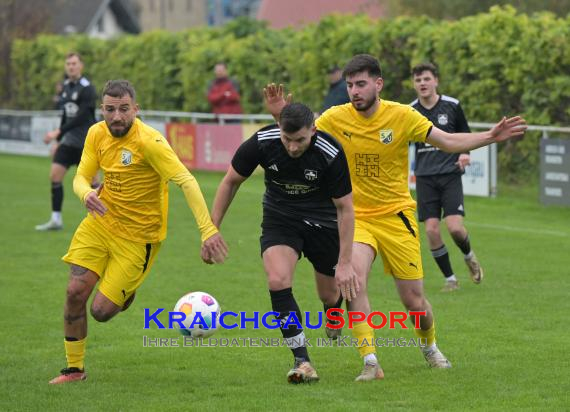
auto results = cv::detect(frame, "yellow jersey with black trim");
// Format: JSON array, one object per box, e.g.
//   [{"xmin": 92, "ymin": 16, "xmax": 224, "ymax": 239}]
[
  {"xmin": 78, "ymin": 118, "xmax": 188, "ymax": 243},
  {"xmin": 316, "ymin": 100, "xmax": 432, "ymax": 218}
]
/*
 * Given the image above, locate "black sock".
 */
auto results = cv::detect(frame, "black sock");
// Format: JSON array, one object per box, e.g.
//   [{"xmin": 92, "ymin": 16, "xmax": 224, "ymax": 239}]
[
  {"xmin": 269, "ymin": 288, "xmax": 309, "ymax": 362},
  {"xmin": 323, "ymin": 293, "xmax": 343, "ymax": 321},
  {"xmin": 453, "ymin": 234, "xmax": 472, "ymax": 256},
  {"xmin": 431, "ymin": 244, "xmax": 454, "ymax": 279},
  {"xmin": 51, "ymin": 181, "xmax": 63, "ymax": 213}
]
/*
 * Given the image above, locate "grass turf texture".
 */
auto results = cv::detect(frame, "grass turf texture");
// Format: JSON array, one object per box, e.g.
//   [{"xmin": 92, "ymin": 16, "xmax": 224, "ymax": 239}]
[{"xmin": 0, "ymin": 153, "xmax": 568, "ymax": 411}]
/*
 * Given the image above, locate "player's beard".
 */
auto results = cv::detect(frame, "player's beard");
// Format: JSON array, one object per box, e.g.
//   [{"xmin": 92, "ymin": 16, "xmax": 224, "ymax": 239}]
[
  {"xmin": 108, "ymin": 120, "xmax": 134, "ymax": 137},
  {"xmin": 351, "ymin": 94, "xmax": 377, "ymax": 112}
]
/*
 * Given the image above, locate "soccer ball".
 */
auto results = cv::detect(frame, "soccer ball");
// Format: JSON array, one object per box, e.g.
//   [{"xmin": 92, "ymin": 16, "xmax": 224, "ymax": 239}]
[{"xmin": 173, "ymin": 291, "xmax": 221, "ymax": 338}]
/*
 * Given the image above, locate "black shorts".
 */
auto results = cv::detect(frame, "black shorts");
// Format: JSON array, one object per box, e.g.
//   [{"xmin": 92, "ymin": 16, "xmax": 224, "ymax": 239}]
[
  {"xmin": 53, "ymin": 144, "xmax": 83, "ymax": 168},
  {"xmin": 416, "ymin": 173, "xmax": 465, "ymax": 222},
  {"xmin": 260, "ymin": 213, "xmax": 339, "ymax": 277}
]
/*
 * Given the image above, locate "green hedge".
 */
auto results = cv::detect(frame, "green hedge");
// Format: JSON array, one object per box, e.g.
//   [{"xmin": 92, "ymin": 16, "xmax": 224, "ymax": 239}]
[{"xmin": 9, "ymin": 7, "xmax": 570, "ymax": 181}]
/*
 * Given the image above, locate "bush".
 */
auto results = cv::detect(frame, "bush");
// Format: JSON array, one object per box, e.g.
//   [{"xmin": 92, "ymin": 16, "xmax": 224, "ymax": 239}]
[{"xmin": 9, "ymin": 9, "xmax": 570, "ymax": 181}]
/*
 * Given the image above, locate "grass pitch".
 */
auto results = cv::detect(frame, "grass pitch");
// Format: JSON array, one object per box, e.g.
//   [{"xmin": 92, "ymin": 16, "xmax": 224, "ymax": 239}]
[{"xmin": 0, "ymin": 153, "xmax": 568, "ymax": 411}]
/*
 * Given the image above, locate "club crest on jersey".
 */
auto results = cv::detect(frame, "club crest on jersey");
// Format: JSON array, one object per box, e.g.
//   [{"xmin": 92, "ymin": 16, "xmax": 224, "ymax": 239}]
[
  {"xmin": 121, "ymin": 149, "xmax": 132, "ymax": 166},
  {"xmin": 71, "ymin": 91, "xmax": 78, "ymax": 101},
  {"xmin": 379, "ymin": 129, "xmax": 393, "ymax": 144},
  {"xmin": 304, "ymin": 169, "xmax": 318, "ymax": 181},
  {"xmin": 437, "ymin": 114, "xmax": 448, "ymax": 125}
]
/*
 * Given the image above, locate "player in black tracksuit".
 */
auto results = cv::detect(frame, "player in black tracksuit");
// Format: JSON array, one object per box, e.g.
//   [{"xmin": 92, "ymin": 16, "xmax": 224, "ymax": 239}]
[
  {"xmin": 411, "ymin": 62, "xmax": 483, "ymax": 291},
  {"xmin": 36, "ymin": 53, "xmax": 97, "ymax": 231},
  {"xmin": 209, "ymin": 103, "xmax": 357, "ymax": 384}
]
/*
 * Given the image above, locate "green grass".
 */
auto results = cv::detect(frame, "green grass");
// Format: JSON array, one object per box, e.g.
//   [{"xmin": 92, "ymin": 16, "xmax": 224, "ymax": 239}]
[{"xmin": 0, "ymin": 153, "xmax": 568, "ymax": 411}]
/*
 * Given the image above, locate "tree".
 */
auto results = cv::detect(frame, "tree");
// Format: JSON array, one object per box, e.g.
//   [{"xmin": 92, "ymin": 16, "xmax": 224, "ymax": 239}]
[
  {"xmin": 0, "ymin": 0, "xmax": 50, "ymax": 106},
  {"xmin": 386, "ymin": 0, "xmax": 570, "ymax": 19}
]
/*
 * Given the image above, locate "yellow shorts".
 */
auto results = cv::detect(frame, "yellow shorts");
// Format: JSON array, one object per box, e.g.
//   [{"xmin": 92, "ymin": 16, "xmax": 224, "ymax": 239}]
[
  {"xmin": 354, "ymin": 209, "xmax": 423, "ymax": 280},
  {"xmin": 62, "ymin": 215, "xmax": 161, "ymax": 306}
]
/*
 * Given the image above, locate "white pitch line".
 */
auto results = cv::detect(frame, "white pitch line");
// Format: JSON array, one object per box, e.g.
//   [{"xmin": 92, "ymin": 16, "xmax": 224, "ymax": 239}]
[{"xmin": 469, "ymin": 222, "xmax": 569, "ymax": 238}]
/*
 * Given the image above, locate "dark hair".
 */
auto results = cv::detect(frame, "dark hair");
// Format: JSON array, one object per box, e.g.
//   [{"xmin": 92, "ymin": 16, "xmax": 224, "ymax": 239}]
[
  {"xmin": 279, "ymin": 103, "xmax": 314, "ymax": 133},
  {"xmin": 102, "ymin": 80, "xmax": 136, "ymax": 101},
  {"xmin": 343, "ymin": 54, "xmax": 382, "ymax": 78},
  {"xmin": 412, "ymin": 62, "xmax": 439, "ymax": 78},
  {"xmin": 66, "ymin": 52, "xmax": 83, "ymax": 62}
]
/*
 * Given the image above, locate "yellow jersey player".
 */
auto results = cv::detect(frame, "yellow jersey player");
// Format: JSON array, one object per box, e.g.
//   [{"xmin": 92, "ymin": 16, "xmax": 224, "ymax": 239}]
[
  {"xmin": 49, "ymin": 80, "xmax": 228, "ymax": 384},
  {"xmin": 264, "ymin": 54, "xmax": 526, "ymax": 381}
]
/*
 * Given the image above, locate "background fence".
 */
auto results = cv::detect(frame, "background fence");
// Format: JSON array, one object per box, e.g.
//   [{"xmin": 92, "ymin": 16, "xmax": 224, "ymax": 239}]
[{"xmin": 3, "ymin": 109, "xmax": 570, "ymax": 203}]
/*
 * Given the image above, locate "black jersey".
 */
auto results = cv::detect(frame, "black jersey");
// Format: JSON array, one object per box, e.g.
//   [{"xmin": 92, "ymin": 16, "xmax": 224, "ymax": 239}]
[
  {"xmin": 411, "ymin": 95, "xmax": 470, "ymax": 176},
  {"xmin": 58, "ymin": 76, "xmax": 97, "ymax": 149},
  {"xmin": 231, "ymin": 125, "xmax": 352, "ymax": 228}
]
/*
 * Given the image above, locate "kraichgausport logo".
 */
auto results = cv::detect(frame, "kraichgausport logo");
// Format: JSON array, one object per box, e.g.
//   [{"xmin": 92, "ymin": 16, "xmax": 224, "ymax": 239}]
[{"xmin": 144, "ymin": 308, "xmax": 426, "ymax": 331}]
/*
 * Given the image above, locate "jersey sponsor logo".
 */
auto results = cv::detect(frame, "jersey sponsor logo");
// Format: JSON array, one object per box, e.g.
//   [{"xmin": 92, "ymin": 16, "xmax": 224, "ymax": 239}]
[
  {"xmin": 379, "ymin": 129, "xmax": 393, "ymax": 144},
  {"xmin": 272, "ymin": 180, "xmax": 315, "ymax": 195},
  {"xmin": 304, "ymin": 169, "xmax": 318, "ymax": 181},
  {"xmin": 355, "ymin": 153, "xmax": 380, "ymax": 177},
  {"xmin": 437, "ymin": 113, "xmax": 448, "ymax": 125},
  {"xmin": 121, "ymin": 149, "xmax": 133, "ymax": 166},
  {"xmin": 268, "ymin": 164, "xmax": 279, "ymax": 171},
  {"xmin": 64, "ymin": 102, "xmax": 79, "ymax": 117},
  {"xmin": 105, "ymin": 172, "xmax": 122, "ymax": 192}
]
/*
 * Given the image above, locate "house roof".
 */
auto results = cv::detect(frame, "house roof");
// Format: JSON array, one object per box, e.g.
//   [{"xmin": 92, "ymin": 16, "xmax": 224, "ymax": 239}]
[
  {"xmin": 256, "ymin": 0, "xmax": 386, "ymax": 29},
  {"xmin": 45, "ymin": 0, "xmax": 140, "ymax": 35}
]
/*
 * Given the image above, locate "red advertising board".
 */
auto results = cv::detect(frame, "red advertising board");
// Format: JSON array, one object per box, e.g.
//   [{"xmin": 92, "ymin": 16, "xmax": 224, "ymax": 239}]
[
  {"xmin": 194, "ymin": 124, "xmax": 243, "ymax": 171},
  {"xmin": 166, "ymin": 123, "xmax": 196, "ymax": 169}
]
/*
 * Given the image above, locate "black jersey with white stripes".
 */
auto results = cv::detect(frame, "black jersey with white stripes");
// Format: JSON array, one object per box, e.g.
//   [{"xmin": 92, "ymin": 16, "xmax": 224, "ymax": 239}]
[
  {"xmin": 411, "ymin": 95, "xmax": 471, "ymax": 176},
  {"xmin": 231, "ymin": 124, "xmax": 351, "ymax": 228},
  {"xmin": 58, "ymin": 76, "xmax": 97, "ymax": 149}
]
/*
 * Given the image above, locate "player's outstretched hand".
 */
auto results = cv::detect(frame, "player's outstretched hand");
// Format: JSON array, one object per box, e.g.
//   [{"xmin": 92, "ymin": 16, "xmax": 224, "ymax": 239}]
[
  {"xmin": 491, "ymin": 116, "xmax": 527, "ymax": 143},
  {"xmin": 84, "ymin": 191, "xmax": 107, "ymax": 217},
  {"xmin": 335, "ymin": 262, "xmax": 360, "ymax": 302},
  {"xmin": 201, "ymin": 233, "xmax": 228, "ymax": 264},
  {"xmin": 263, "ymin": 83, "xmax": 292, "ymax": 120}
]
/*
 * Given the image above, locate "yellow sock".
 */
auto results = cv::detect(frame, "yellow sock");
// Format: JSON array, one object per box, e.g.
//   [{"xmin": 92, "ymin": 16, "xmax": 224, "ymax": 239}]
[
  {"xmin": 414, "ymin": 321, "xmax": 436, "ymax": 347},
  {"xmin": 64, "ymin": 338, "xmax": 86, "ymax": 370},
  {"xmin": 352, "ymin": 322, "xmax": 376, "ymax": 357}
]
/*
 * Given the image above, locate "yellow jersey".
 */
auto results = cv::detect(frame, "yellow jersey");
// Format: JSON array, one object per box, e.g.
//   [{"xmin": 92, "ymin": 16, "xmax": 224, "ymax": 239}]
[
  {"xmin": 76, "ymin": 118, "xmax": 205, "ymax": 243},
  {"xmin": 316, "ymin": 100, "xmax": 432, "ymax": 218}
]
